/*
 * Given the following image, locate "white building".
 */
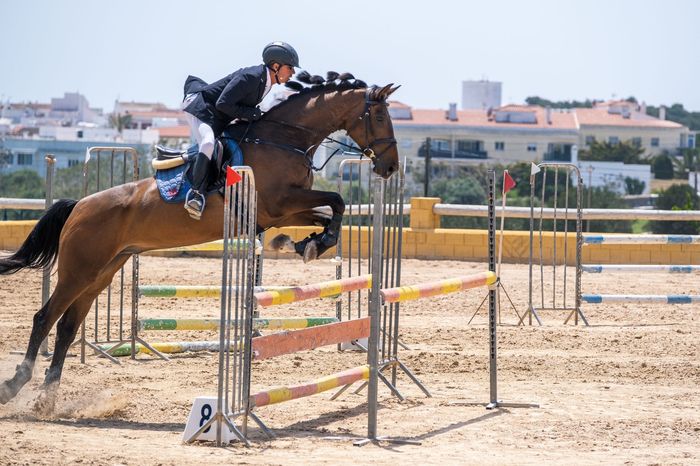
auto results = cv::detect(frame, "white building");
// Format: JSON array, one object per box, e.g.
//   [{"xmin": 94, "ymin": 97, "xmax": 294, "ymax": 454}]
[{"xmin": 462, "ymin": 80, "xmax": 502, "ymax": 110}]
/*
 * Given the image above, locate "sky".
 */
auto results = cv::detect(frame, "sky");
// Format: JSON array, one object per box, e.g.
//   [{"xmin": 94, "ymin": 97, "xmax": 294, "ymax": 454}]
[{"xmin": 1, "ymin": 0, "xmax": 699, "ymax": 113}]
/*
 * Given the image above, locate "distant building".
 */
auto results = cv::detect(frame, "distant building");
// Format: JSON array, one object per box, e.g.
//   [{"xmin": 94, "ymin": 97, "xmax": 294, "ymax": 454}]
[
  {"xmin": 112, "ymin": 100, "xmax": 188, "ymax": 130},
  {"xmin": 462, "ymin": 80, "xmax": 502, "ymax": 110},
  {"xmin": 0, "ymin": 96, "xmax": 188, "ymax": 178},
  {"xmin": 389, "ymin": 102, "xmax": 580, "ymax": 165},
  {"xmin": 577, "ymin": 100, "xmax": 689, "ymax": 156},
  {"xmin": 0, "ymin": 138, "xmax": 150, "ymax": 178}
]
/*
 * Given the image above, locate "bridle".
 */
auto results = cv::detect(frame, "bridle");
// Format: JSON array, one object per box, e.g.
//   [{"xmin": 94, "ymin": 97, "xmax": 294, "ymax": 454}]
[
  {"xmin": 238, "ymin": 89, "xmax": 397, "ymax": 171},
  {"xmin": 325, "ymin": 88, "xmax": 397, "ymax": 162}
]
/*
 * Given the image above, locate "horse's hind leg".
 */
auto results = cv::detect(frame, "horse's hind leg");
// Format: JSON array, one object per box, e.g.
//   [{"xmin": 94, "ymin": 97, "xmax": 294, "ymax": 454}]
[
  {"xmin": 32, "ymin": 293, "xmax": 98, "ymax": 414},
  {"xmin": 268, "ymin": 209, "xmax": 332, "ymax": 254},
  {"xmin": 0, "ymin": 299, "xmax": 56, "ymax": 403},
  {"xmin": 35, "ymin": 255, "xmax": 130, "ymax": 412}
]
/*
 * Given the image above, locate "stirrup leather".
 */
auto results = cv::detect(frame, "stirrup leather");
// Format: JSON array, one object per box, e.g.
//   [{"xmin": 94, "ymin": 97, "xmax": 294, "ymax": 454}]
[{"xmin": 184, "ymin": 189, "xmax": 206, "ymax": 220}]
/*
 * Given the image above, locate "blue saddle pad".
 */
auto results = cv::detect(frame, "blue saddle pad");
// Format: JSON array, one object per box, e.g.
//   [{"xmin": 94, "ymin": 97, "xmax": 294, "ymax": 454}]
[
  {"xmin": 154, "ymin": 140, "xmax": 243, "ymax": 204},
  {"xmin": 155, "ymin": 164, "xmax": 191, "ymax": 204}
]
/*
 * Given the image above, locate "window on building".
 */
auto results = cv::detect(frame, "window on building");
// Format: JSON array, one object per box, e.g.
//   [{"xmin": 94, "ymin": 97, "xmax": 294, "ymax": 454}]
[
  {"xmin": 608, "ymin": 136, "xmax": 619, "ymax": 145},
  {"xmin": 454, "ymin": 140, "xmax": 487, "ymax": 159},
  {"xmin": 651, "ymin": 137, "xmax": 660, "ymax": 147},
  {"xmin": 545, "ymin": 143, "xmax": 573, "ymax": 162},
  {"xmin": 585, "ymin": 135, "xmax": 596, "ymax": 145},
  {"xmin": 433, "ymin": 139, "xmax": 450, "ymax": 151},
  {"xmin": 68, "ymin": 159, "xmax": 81, "ymax": 167},
  {"xmin": 495, "ymin": 141, "xmax": 505, "ymax": 151},
  {"xmin": 0, "ymin": 151, "xmax": 13, "ymax": 166},
  {"xmin": 631, "ymin": 137, "xmax": 642, "ymax": 148},
  {"xmin": 527, "ymin": 143, "xmax": 537, "ymax": 152},
  {"xmin": 17, "ymin": 153, "xmax": 33, "ymax": 166}
]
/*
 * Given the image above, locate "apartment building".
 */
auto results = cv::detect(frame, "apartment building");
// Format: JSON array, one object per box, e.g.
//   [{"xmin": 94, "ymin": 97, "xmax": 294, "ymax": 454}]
[{"xmin": 577, "ymin": 100, "xmax": 690, "ymax": 156}]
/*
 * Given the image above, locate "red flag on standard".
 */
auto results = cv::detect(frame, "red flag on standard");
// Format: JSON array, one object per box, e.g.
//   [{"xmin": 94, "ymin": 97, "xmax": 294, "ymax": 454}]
[
  {"xmin": 503, "ymin": 170, "xmax": 516, "ymax": 194},
  {"xmin": 226, "ymin": 166, "xmax": 242, "ymax": 186}
]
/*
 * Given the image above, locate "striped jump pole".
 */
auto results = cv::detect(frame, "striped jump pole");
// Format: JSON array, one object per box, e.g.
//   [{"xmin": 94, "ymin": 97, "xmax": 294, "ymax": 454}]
[
  {"xmin": 148, "ymin": 238, "xmax": 263, "ymax": 256},
  {"xmin": 99, "ymin": 340, "xmax": 238, "ymax": 357},
  {"xmin": 254, "ymin": 274, "xmax": 372, "ymax": 307},
  {"xmin": 582, "ymin": 294, "xmax": 700, "ymax": 304},
  {"xmin": 582, "ymin": 265, "xmax": 700, "ymax": 274},
  {"xmin": 249, "ymin": 365, "xmax": 370, "ymax": 408},
  {"xmin": 138, "ymin": 317, "xmax": 339, "ymax": 332},
  {"xmin": 583, "ymin": 234, "xmax": 700, "ymax": 244},
  {"xmin": 139, "ymin": 284, "xmax": 308, "ymax": 298},
  {"xmin": 380, "ymin": 272, "xmax": 497, "ymax": 304},
  {"xmin": 251, "ymin": 317, "xmax": 370, "ymax": 360}
]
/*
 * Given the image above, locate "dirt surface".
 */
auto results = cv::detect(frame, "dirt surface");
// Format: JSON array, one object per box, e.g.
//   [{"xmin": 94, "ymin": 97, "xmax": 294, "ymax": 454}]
[{"xmin": 0, "ymin": 255, "xmax": 698, "ymax": 465}]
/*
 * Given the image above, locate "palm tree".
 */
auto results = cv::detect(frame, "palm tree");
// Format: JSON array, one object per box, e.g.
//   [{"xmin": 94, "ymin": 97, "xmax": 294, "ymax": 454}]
[{"xmin": 108, "ymin": 112, "xmax": 133, "ymax": 135}]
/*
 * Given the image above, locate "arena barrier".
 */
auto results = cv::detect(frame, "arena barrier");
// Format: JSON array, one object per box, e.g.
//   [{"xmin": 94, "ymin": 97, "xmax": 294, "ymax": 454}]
[
  {"xmin": 188, "ymin": 168, "xmax": 537, "ymax": 447},
  {"xmin": 333, "ymin": 159, "xmax": 427, "ymax": 400},
  {"xmin": 580, "ymin": 233, "xmax": 700, "ymax": 308},
  {"xmin": 68, "ymin": 147, "xmax": 147, "ymax": 363},
  {"xmin": 526, "ymin": 162, "xmax": 586, "ymax": 326}
]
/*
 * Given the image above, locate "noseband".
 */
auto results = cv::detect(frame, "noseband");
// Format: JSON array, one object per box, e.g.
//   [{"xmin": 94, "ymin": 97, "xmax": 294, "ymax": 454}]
[{"xmin": 350, "ymin": 89, "xmax": 397, "ymax": 162}]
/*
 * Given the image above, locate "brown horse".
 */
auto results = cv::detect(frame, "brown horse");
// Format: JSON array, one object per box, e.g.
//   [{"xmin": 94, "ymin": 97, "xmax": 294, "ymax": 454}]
[{"xmin": 0, "ymin": 75, "xmax": 400, "ymax": 408}]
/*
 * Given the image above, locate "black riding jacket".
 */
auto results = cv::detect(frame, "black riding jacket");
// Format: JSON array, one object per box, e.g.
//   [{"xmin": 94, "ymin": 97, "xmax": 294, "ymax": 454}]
[{"xmin": 182, "ymin": 64, "xmax": 267, "ymax": 136}]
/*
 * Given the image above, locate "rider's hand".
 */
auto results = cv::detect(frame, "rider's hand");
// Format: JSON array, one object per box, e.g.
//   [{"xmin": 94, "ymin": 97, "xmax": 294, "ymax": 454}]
[{"xmin": 242, "ymin": 106, "xmax": 262, "ymax": 121}]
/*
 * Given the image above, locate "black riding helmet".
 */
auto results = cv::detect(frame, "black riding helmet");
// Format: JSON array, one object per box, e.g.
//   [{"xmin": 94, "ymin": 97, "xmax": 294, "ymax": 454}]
[{"xmin": 262, "ymin": 41, "xmax": 300, "ymax": 68}]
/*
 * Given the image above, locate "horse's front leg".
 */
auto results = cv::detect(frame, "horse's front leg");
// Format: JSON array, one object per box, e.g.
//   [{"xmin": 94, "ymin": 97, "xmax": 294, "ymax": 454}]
[{"xmin": 268, "ymin": 189, "xmax": 345, "ymax": 262}]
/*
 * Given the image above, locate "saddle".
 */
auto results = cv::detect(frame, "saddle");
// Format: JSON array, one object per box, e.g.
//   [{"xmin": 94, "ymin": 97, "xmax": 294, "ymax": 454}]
[{"xmin": 152, "ymin": 138, "xmax": 243, "ymax": 203}]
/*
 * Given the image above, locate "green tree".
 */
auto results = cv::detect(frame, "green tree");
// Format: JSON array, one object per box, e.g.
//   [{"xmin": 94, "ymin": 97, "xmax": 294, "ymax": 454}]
[
  {"xmin": 578, "ymin": 140, "xmax": 647, "ymax": 164},
  {"xmin": 649, "ymin": 184, "xmax": 700, "ymax": 234},
  {"xmin": 651, "ymin": 152, "xmax": 674, "ymax": 180},
  {"xmin": 431, "ymin": 174, "xmax": 488, "ymax": 228},
  {"xmin": 52, "ymin": 148, "xmax": 148, "ymax": 199},
  {"xmin": 109, "ymin": 112, "xmax": 133, "ymax": 134},
  {"xmin": 624, "ymin": 177, "xmax": 645, "ymax": 195},
  {"xmin": 0, "ymin": 169, "xmax": 45, "ymax": 219},
  {"xmin": 672, "ymin": 148, "xmax": 700, "ymax": 179},
  {"xmin": 646, "ymin": 103, "xmax": 700, "ymax": 131},
  {"xmin": 585, "ymin": 186, "xmax": 633, "ymax": 233},
  {"xmin": 524, "ymin": 96, "xmax": 595, "ymax": 108}
]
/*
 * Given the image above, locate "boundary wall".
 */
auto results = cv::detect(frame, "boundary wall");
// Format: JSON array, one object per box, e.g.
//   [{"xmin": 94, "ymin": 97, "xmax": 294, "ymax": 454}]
[{"xmin": 3, "ymin": 197, "xmax": 700, "ymax": 264}]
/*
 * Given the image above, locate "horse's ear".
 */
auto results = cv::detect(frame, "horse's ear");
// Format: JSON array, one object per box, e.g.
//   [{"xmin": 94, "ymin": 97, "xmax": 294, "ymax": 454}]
[
  {"xmin": 388, "ymin": 84, "xmax": 401, "ymax": 96},
  {"xmin": 378, "ymin": 83, "xmax": 394, "ymax": 100}
]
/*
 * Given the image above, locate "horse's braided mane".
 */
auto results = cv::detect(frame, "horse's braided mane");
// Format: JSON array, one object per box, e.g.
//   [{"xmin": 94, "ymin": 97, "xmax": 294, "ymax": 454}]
[{"xmin": 281, "ymin": 70, "xmax": 369, "ymax": 102}]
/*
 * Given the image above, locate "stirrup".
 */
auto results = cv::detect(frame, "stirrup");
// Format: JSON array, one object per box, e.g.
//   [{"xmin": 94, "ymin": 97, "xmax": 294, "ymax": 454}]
[{"xmin": 184, "ymin": 189, "xmax": 206, "ymax": 220}]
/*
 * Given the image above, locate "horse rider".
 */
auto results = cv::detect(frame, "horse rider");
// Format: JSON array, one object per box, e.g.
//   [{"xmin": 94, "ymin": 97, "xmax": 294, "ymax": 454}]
[{"xmin": 181, "ymin": 41, "xmax": 299, "ymax": 219}]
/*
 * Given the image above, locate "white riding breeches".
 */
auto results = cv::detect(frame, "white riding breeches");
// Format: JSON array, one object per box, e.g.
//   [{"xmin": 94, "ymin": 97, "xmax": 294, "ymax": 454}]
[{"xmin": 183, "ymin": 94, "xmax": 215, "ymax": 159}]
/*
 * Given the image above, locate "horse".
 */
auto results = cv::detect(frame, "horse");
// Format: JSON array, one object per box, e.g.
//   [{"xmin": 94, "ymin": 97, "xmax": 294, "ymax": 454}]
[{"xmin": 0, "ymin": 73, "xmax": 400, "ymax": 409}]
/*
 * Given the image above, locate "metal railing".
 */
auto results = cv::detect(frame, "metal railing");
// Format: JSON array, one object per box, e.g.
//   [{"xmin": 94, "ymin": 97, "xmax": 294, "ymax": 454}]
[{"xmin": 3, "ymin": 198, "xmax": 700, "ymax": 222}]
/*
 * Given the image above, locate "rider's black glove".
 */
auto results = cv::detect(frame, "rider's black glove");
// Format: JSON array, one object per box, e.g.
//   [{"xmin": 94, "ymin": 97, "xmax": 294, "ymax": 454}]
[{"xmin": 242, "ymin": 106, "xmax": 263, "ymax": 121}]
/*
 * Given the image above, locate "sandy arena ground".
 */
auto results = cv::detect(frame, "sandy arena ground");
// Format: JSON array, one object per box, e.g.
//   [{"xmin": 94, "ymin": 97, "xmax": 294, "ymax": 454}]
[{"xmin": 0, "ymin": 254, "xmax": 698, "ymax": 465}]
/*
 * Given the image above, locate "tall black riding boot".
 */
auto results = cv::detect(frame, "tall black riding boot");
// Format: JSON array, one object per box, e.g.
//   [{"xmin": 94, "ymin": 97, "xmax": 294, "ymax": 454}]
[{"xmin": 184, "ymin": 152, "xmax": 210, "ymax": 220}]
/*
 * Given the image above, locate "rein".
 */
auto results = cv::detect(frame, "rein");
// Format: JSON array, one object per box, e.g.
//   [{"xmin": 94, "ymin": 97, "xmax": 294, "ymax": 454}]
[{"xmin": 240, "ymin": 89, "xmax": 397, "ymax": 172}]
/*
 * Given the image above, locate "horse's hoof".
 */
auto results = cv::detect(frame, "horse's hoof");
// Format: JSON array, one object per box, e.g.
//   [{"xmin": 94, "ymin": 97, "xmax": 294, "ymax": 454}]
[
  {"xmin": 33, "ymin": 388, "xmax": 57, "ymax": 416},
  {"xmin": 0, "ymin": 382, "xmax": 13, "ymax": 404},
  {"xmin": 303, "ymin": 242, "xmax": 318, "ymax": 263},
  {"xmin": 269, "ymin": 234, "xmax": 295, "ymax": 252}
]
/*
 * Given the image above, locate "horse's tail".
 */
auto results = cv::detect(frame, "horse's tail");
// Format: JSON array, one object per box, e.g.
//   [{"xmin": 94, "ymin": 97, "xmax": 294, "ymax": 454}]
[{"xmin": 0, "ymin": 199, "xmax": 78, "ymax": 275}]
